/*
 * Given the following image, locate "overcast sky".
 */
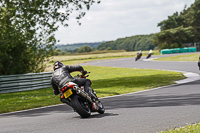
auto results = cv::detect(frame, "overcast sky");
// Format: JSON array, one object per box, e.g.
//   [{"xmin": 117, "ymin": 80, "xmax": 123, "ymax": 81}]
[{"xmin": 55, "ymin": 0, "xmax": 195, "ymax": 44}]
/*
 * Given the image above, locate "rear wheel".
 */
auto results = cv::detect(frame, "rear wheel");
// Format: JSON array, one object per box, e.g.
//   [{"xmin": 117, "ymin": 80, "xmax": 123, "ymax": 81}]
[{"xmin": 71, "ymin": 95, "xmax": 91, "ymax": 118}]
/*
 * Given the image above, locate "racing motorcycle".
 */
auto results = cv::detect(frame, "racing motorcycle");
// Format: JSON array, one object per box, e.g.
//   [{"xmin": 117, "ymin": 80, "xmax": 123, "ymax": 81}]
[
  {"xmin": 59, "ymin": 72, "xmax": 105, "ymax": 118},
  {"xmin": 198, "ymin": 56, "xmax": 200, "ymax": 71},
  {"xmin": 146, "ymin": 53, "xmax": 152, "ymax": 59},
  {"xmin": 135, "ymin": 53, "xmax": 142, "ymax": 61}
]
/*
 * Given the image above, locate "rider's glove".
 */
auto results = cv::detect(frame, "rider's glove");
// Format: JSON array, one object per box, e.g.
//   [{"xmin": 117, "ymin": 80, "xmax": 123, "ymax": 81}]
[{"xmin": 82, "ymin": 70, "xmax": 87, "ymax": 75}]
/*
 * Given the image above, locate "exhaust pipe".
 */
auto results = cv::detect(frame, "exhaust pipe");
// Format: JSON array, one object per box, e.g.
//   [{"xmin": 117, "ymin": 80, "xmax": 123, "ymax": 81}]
[{"xmin": 74, "ymin": 87, "xmax": 93, "ymax": 103}]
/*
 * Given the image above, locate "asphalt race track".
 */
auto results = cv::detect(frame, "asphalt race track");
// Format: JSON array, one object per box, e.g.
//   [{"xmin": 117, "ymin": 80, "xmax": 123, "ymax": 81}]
[{"xmin": 1, "ymin": 53, "xmax": 200, "ymax": 133}]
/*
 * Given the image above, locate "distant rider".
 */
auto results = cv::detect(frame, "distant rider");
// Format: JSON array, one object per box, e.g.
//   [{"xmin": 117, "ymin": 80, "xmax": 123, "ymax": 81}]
[
  {"xmin": 137, "ymin": 50, "xmax": 142, "ymax": 57},
  {"xmin": 148, "ymin": 49, "xmax": 153, "ymax": 54},
  {"xmin": 51, "ymin": 61, "xmax": 97, "ymax": 104},
  {"xmin": 198, "ymin": 55, "xmax": 200, "ymax": 70}
]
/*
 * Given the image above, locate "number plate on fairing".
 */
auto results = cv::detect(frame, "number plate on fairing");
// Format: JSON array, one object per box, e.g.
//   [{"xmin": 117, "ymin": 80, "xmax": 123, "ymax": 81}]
[{"xmin": 64, "ymin": 89, "xmax": 73, "ymax": 98}]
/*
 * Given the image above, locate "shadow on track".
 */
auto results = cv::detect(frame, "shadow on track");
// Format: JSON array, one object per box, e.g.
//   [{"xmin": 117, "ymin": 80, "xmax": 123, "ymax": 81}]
[
  {"xmin": 101, "ymin": 81, "xmax": 200, "ymax": 110},
  {"xmin": 104, "ymin": 93, "xmax": 200, "ymax": 109},
  {"xmin": 73, "ymin": 113, "xmax": 119, "ymax": 119}
]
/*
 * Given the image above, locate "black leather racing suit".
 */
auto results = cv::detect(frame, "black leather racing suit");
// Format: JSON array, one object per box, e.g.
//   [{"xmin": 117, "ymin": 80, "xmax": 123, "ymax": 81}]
[{"xmin": 51, "ymin": 65, "xmax": 92, "ymax": 96}]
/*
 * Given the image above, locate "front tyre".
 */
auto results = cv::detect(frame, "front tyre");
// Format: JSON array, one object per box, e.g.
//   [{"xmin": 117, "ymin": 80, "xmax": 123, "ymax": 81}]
[
  {"xmin": 71, "ymin": 95, "xmax": 91, "ymax": 118},
  {"xmin": 97, "ymin": 101, "xmax": 105, "ymax": 114}
]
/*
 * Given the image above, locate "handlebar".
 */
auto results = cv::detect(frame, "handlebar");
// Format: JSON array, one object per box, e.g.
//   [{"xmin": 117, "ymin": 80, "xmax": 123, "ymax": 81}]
[{"xmin": 76, "ymin": 71, "xmax": 90, "ymax": 78}]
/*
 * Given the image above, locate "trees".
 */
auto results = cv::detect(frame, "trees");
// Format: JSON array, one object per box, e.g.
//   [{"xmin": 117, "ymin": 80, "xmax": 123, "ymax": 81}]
[
  {"xmin": 77, "ymin": 45, "xmax": 92, "ymax": 53},
  {"xmin": 157, "ymin": 12, "xmax": 184, "ymax": 31},
  {"xmin": 0, "ymin": 0, "xmax": 100, "ymax": 75},
  {"xmin": 184, "ymin": 0, "xmax": 200, "ymax": 44},
  {"xmin": 154, "ymin": 0, "xmax": 200, "ymax": 49},
  {"xmin": 97, "ymin": 34, "xmax": 155, "ymax": 51},
  {"xmin": 154, "ymin": 26, "xmax": 194, "ymax": 49}
]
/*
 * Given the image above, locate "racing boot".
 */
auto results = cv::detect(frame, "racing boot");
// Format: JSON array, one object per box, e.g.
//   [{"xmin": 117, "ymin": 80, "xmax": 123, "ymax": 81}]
[{"xmin": 88, "ymin": 87, "xmax": 98, "ymax": 102}]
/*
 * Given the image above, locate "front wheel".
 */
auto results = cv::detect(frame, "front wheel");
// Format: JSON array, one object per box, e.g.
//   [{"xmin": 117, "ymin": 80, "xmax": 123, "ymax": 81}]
[
  {"xmin": 97, "ymin": 100, "xmax": 105, "ymax": 114},
  {"xmin": 71, "ymin": 95, "xmax": 91, "ymax": 118}
]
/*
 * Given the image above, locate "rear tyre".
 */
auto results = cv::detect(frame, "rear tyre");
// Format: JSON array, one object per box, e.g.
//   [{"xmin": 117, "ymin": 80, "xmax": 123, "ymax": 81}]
[{"xmin": 71, "ymin": 95, "xmax": 91, "ymax": 118}]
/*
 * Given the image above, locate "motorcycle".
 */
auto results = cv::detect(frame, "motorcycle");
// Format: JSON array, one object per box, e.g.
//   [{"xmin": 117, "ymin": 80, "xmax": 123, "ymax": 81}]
[
  {"xmin": 198, "ymin": 56, "xmax": 200, "ymax": 70},
  {"xmin": 146, "ymin": 53, "xmax": 152, "ymax": 59},
  {"xmin": 135, "ymin": 53, "xmax": 142, "ymax": 61},
  {"xmin": 59, "ymin": 71, "xmax": 105, "ymax": 118}
]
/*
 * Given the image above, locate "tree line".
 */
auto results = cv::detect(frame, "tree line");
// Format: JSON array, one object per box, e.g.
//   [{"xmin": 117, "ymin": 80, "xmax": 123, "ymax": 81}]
[
  {"xmin": 54, "ymin": 42, "xmax": 102, "ymax": 55},
  {"xmin": 97, "ymin": 34, "xmax": 155, "ymax": 51},
  {"xmin": 56, "ymin": 42, "xmax": 102, "ymax": 51},
  {"xmin": 154, "ymin": 0, "xmax": 200, "ymax": 49},
  {"xmin": 54, "ymin": 34, "xmax": 155, "ymax": 55},
  {"xmin": 54, "ymin": 45, "xmax": 97, "ymax": 55}
]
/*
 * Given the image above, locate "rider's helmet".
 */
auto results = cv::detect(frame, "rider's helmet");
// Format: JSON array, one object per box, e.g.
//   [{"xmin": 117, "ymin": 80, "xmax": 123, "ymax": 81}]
[{"xmin": 53, "ymin": 61, "xmax": 64, "ymax": 71}]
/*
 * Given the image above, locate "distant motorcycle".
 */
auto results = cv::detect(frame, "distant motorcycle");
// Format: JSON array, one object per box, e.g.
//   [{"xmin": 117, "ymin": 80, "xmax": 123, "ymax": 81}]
[
  {"xmin": 135, "ymin": 53, "xmax": 142, "ymax": 61},
  {"xmin": 198, "ymin": 56, "xmax": 200, "ymax": 71},
  {"xmin": 60, "ymin": 72, "xmax": 105, "ymax": 118},
  {"xmin": 146, "ymin": 53, "xmax": 152, "ymax": 59}
]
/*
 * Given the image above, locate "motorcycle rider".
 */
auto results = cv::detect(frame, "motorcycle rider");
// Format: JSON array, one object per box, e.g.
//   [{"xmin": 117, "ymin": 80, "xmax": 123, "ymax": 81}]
[
  {"xmin": 51, "ymin": 61, "xmax": 97, "ymax": 105},
  {"xmin": 137, "ymin": 50, "xmax": 142, "ymax": 56},
  {"xmin": 198, "ymin": 55, "xmax": 200, "ymax": 70},
  {"xmin": 148, "ymin": 49, "xmax": 153, "ymax": 54},
  {"xmin": 137, "ymin": 50, "xmax": 142, "ymax": 58},
  {"xmin": 146, "ymin": 49, "xmax": 153, "ymax": 59}
]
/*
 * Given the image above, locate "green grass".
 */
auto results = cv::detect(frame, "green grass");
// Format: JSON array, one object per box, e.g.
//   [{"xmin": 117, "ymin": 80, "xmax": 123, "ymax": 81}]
[
  {"xmin": 80, "ymin": 66, "xmax": 185, "ymax": 98},
  {"xmin": 0, "ymin": 66, "xmax": 185, "ymax": 114},
  {"xmin": 0, "ymin": 89, "xmax": 60, "ymax": 114},
  {"xmin": 155, "ymin": 53, "xmax": 200, "ymax": 62},
  {"xmin": 161, "ymin": 123, "xmax": 200, "ymax": 133}
]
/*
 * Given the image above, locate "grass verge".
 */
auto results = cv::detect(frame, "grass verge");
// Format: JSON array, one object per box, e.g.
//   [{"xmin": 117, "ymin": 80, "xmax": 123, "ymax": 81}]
[
  {"xmin": 161, "ymin": 123, "xmax": 200, "ymax": 133},
  {"xmin": 0, "ymin": 66, "xmax": 185, "ymax": 114},
  {"xmin": 154, "ymin": 53, "xmax": 199, "ymax": 62}
]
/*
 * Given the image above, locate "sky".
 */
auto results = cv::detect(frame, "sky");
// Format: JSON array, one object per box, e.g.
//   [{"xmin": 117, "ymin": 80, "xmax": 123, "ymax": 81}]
[{"xmin": 54, "ymin": 0, "xmax": 195, "ymax": 45}]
